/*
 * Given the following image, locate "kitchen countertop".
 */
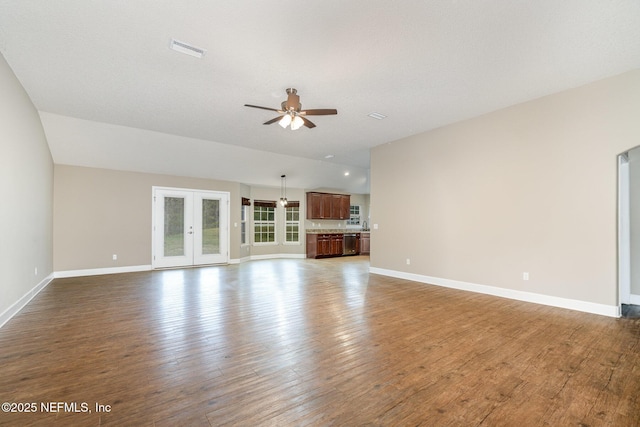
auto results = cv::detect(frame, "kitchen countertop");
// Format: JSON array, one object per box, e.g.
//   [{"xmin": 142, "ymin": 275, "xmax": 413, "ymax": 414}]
[{"xmin": 306, "ymin": 229, "xmax": 370, "ymax": 234}]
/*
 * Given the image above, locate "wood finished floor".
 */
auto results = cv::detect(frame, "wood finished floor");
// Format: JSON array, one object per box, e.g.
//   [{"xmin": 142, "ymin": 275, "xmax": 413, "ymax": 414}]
[{"xmin": 1, "ymin": 256, "xmax": 639, "ymax": 426}]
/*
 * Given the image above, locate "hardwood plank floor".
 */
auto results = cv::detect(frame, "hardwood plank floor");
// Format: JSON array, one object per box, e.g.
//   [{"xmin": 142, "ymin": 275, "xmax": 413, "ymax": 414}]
[{"xmin": 1, "ymin": 256, "xmax": 639, "ymax": 426}]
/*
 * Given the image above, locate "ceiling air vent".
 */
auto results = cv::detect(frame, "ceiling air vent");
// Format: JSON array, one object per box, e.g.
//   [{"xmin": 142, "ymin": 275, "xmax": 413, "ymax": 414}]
[
  {"xmin": 367, "ymin": 112, "xmax": 387, "ymax": 120},
  {"xmin": 169, "ymin": 39, "xmax": 206, "ymax": 58}
]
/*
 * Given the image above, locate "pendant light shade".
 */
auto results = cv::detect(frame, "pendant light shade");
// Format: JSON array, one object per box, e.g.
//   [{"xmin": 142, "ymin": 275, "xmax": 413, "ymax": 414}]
[{"xmin": 279, "ymin": 174, "xmax": 288, "ymax": 206}]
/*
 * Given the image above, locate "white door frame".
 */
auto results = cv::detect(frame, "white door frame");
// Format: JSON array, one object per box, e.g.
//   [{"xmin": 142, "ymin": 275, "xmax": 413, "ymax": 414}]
[
  {"xmin": 618, "ymin": 153, "xmax": 631, "ymax": 306},
  {"xmin": 152, "ymin": 186, "xmax": 230, "ymax": 269}
]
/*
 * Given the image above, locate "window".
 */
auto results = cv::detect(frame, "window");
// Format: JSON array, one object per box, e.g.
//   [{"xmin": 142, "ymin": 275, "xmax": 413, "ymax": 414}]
[
  {"xmin": 285, "ymin": 202, "xmax": 300, "ymax": 244},
  {"xmin": 253, "ymin": 200, "xmax": 276, "ymax": 244},
  {"xmin": 240, "ymin": 204, "xmax": 248, "ymax": 245},
  {"xmin": 347, "ymin": 205, "xmax": 361, "ymax": 225},
  {"xmin": 241, "ymin": 197, "xmax": 251, "ymax": 245}
]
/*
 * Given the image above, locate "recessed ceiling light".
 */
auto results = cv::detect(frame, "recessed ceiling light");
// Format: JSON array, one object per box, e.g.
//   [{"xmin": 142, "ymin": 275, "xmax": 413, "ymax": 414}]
[
  {"xmin": 324, "ymin": 154, "xmax": 334, "ymax": 159},
  {"xmin": 170, "ymin": 38, "xmax": 206, "ymax": 58},
  {"xmin": 344, "ymin": 172, "xmax": 350, "ymax": 176},
  {"xmin": 368, "ymin": 112, "xmax": 387, "ymax": 120}
]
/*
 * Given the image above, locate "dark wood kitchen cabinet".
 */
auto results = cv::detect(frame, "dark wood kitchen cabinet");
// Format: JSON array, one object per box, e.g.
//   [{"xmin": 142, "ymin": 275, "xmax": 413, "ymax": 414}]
[
  {"xmin": 307, "ymin": 192, "xmax": 331, "ymax": 219},
  {"xmin": 360, "ymin": 233, "xmax": 370, "ymax": 255},
  {"xmin": 330, "ymin": 234, "xmax": 343, "ymax": 255},
  {"xmin": 330, "ymin": 194, "xmax": 350, "ymax": 220},
  {"xmin": 306, "ymin": 233, "xmax": 344, "ymax": 258},
  {"xmin": 306, "ymin": 192, "xmax": 350, "ymax": 220}
]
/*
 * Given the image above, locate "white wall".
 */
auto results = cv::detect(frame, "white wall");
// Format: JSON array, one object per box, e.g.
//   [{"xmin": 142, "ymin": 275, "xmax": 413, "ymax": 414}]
[{"xmin": 0, "ymin": 53, "xmax": 54, "ymax": 325}]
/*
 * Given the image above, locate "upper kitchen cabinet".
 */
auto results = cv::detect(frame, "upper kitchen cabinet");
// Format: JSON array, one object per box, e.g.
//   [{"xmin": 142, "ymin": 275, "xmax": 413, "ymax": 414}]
[
  {"xmin": 331, "ymin": 194, "xmax": 350, "ymax": 220},
  {"xmin": 306, "ymin": 192, "xmax": 350, "ymax": 220}
]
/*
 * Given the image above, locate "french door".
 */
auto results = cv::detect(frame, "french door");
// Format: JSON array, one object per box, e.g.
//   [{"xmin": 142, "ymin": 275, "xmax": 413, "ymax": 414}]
[{"xmin": 153, "ymin": 187, "xmax": 229, "ymax": 268}]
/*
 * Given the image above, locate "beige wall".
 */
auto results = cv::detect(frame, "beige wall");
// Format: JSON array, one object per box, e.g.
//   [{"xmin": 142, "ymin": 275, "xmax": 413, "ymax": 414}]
[
  {"xmin": 370, "ymin": 70, "xmax": 640, "ymax": 306},
  {"xmin": 0, "ymin": 53, "xmax": 54, "ymax": 318},
  {"xmin": 53, "ymin": 166, "xmax": 353, "ymax": 270},
  {"xmin": 53, "ymin": 165, "xmax": 242, "ymax": 271},
  {"xmin": 249, "ymin": 186, "xmax": 307, "ymax": 257}
]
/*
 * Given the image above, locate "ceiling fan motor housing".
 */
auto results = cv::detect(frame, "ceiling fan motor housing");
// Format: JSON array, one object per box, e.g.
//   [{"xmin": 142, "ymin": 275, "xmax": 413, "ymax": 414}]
[{"xmin": 284, "ymin": 88, "xmax": 301, "ymax": 111}]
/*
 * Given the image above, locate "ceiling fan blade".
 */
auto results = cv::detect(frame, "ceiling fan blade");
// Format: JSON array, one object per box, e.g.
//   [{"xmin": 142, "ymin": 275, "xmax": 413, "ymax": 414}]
[
  {"xmin": 244, "ymin": 104, "xmax": 283, "ymax": 113},
  {"xmin": 263, "ymin": 116, "xmax": 283, "ymax": 125},
  {"xmin": 301, "ymin": 116, "xmax": 316, "ymax": 128},
  {"xmin": 300, "ymin": 109, "xmax": 338, "ymax": 116}
]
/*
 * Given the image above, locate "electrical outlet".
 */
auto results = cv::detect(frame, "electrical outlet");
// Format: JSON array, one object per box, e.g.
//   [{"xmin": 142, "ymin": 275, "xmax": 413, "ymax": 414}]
[
  {"xmin": 34, "ymin": 267, "xmax": 38, "ymax": 276},
  {"xmin": 112, "ymin": 254, "xmax": 118, "ymax": 261},
  {"xmin": 406, "ymin": 258, "xmax": 411, "ymax": 265},
  {"xmin": 523, "ymin": 272, "xmax": 529, "ymax": 280}
]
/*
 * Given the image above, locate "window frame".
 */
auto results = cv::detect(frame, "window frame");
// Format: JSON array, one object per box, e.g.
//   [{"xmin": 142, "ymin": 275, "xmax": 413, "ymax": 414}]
[
  {"xmin": 253, "ymin": 201, "xmax": 277, "ymax": 245},
  {"xmin": 240, "ymin": 204, "xmax": 248, "ymax": 246},
  {"xmin": 346, "ymin": 204, "xmax": 361, "ymax": 228},
  {"xmin": 284, "ymin": 203, "xmax": 301, "ymax": 245}
]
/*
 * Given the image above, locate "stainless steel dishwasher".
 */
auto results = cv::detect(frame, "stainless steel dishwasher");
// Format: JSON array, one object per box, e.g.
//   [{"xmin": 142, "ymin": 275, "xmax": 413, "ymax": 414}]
[{"xmin": 343, "ymin": 233, "xmax": 357, "ymax": 255}]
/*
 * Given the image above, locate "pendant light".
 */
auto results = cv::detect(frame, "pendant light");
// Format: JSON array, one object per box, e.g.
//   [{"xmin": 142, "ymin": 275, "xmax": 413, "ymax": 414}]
[{"xmin": 279, "ymin": 174, "xmax": 288, "ymax": 206}]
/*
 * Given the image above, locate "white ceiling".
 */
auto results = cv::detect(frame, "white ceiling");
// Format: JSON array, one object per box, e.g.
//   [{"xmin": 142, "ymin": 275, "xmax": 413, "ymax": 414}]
[{"xmin": 1, "ymin": 1, "xmax": 639, "ymax": 194}]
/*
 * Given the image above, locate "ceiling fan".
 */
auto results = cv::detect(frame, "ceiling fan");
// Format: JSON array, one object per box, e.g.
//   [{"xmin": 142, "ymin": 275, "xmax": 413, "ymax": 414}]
[{"xmin": 244, "ymin": 88, "xmax": 337, "ymax": 130}]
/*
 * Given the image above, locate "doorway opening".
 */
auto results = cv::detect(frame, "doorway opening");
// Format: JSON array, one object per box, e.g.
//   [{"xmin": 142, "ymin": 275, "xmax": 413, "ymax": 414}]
[
  {"xmin": 619, "ymin": 149, "xmax": 640, "ymax": 318},
  {"xmin": 152, "ymin": 187, "xmax": 229, "ymax": 268}
]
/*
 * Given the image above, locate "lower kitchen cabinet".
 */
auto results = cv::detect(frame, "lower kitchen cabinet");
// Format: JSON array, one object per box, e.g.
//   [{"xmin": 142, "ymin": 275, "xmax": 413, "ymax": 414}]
[
  {"xmin": 306, "ymin": 234, "xmax": 331, "ymax": 258},
  {"xmin": 306, "ymin": 233, "xmax": 369, "ymax": 258},
  {"xmin": 330, "ymin": 234, "xmax": 343, "ymax": 255},
  {"xmin": 360, "ymin": 233, "xmax": 370, "ymax": 255},
  {"xmin": 306, "ymin": 233, "xmax": 349, "ymax": 258}
]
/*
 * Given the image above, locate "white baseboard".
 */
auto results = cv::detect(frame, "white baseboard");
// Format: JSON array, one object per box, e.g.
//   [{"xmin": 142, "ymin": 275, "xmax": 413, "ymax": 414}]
[
  {"xmin": 248, "ymin": 254, "xmax": 306, "ymax": 261},
  {"xmin": 369, "ymin": 267, "xmax": 620, "ymax": 318},
  {"xmin": 55, "ymin": 264, "xmax": 152, "ymax": 278},
  {"xmin": 0, "ymin": 273, "xmax": 54, "ymax": 329},
  {"xmin": 630, "ymin": 294, "xmax": 640, "ymax": 305}
]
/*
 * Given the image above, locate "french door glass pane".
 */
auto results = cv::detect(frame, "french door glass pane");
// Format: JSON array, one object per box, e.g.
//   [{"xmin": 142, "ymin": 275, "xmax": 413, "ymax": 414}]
[
  {"xmin": 202, "ymin": 199, "xmax": 220, "ymax": 255},
  {"xmin": 164, "ymin": 197, "xmax": 185, "ymax": 256}
]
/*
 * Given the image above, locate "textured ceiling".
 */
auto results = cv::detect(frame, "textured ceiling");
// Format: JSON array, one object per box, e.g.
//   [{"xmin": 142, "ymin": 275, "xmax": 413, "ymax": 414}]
[{"xmin": 1, "ymin": 1, "xmax": 639, "ymax": 193}]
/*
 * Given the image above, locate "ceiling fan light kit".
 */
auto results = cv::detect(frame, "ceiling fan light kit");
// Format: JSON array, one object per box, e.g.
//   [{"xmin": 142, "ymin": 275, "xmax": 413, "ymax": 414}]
[
  {"xmin": 278, "ymin": 114, "xmax": 292, "ymax": 129},
  {"xmin": 291, "ymin": 115, "xmax": 305, "ymax": 130},
  {"xmin": 245, "ymin": 88, "xmax": 337, "ymax": 130}
]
